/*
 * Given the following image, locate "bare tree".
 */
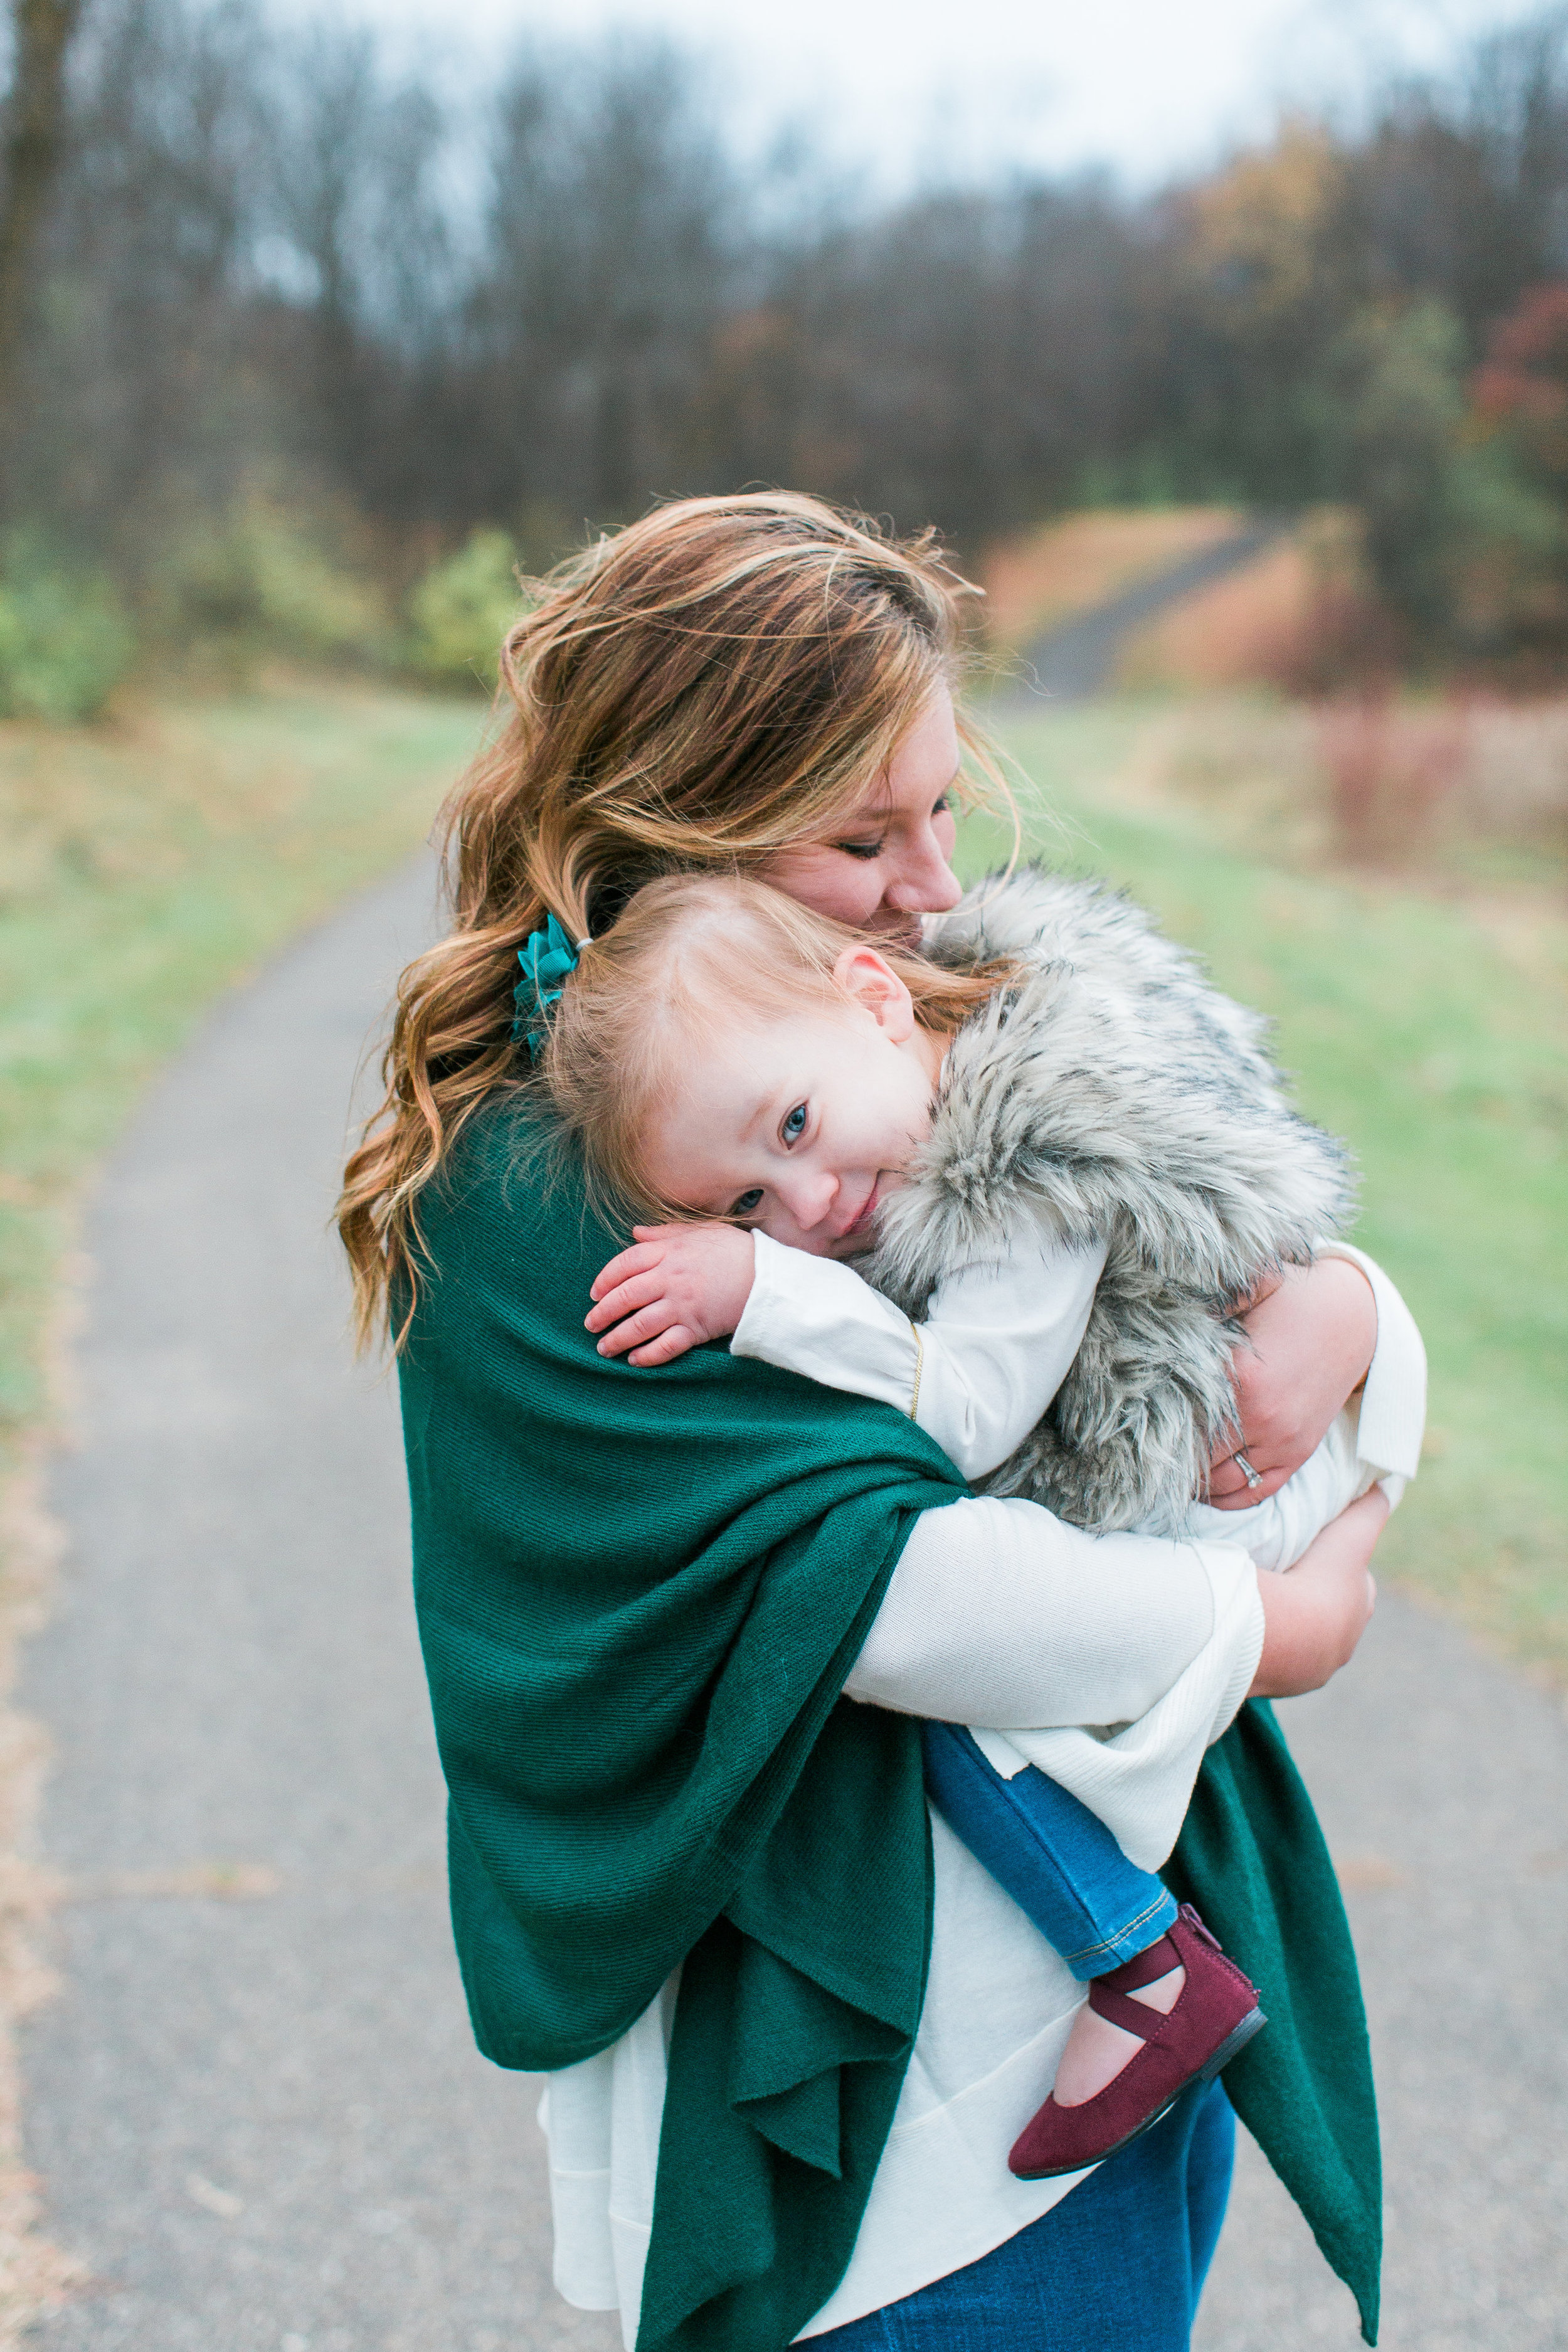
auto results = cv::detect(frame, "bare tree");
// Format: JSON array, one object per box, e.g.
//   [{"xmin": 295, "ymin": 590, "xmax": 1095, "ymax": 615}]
[
  {"xmin": 5, "ymin": 0, "xmax": 1567, "ymax": 665},
  {"xmin": 0, "ymin": 0, "xmax": 85, "ymax": 475},
  {"xmin": 30, "ymin": 0, "xmax": 265, "ymax": 564},
  {"xmin": 474, "ymin": 37, "xmax": 736, "ymax": 527}
]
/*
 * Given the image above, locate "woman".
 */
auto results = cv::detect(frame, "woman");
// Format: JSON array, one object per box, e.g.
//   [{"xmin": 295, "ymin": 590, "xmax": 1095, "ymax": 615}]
[{"xmin": 338, "ymin": 494, "xmax": 1386, "ymax": 2352}]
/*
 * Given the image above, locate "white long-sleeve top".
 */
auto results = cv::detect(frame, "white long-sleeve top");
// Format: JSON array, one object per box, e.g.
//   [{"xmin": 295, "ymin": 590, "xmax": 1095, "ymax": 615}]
[{"xmin": 737, "ymin": 1208, "xmax": 1112, "ymax": 1486}]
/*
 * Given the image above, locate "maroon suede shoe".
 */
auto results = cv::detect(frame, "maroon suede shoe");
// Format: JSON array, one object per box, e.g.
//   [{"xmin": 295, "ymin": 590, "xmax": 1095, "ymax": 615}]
[{"xmin": 1008, "ymin": 1904, "xmax": 1265, "ymax": 2181}]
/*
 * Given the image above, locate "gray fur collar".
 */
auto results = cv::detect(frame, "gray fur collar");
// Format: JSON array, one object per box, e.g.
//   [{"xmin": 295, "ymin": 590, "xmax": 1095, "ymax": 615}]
[{"xmin": 864, "ymin": 868, "xmax": 1353, "ymax": 1534}]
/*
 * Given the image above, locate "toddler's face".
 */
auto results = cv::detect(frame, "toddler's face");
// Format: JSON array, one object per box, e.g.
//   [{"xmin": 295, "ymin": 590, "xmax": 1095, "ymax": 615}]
[{"xmin": 642, "ymin": 972, "xmax": 945, "ymax": 1258}]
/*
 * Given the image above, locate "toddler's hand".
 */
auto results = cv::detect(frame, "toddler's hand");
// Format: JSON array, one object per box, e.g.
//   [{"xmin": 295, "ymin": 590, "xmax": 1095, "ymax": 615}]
[
  {"xmin": 1207, "ymin": 1258, "xmax": 1378, "ymax": 1508},
  {"xmin": 586, "ymin": 1224, "xmax": 756, "ymax": 1367}
]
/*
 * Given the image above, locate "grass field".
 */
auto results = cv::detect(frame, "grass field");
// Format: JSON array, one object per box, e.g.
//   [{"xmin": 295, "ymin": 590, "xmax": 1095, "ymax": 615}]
[
  {"xmin": 977, "ymin": 707, "xmax": 1568, "ymax": 1682},
  {"xmin": 0, "ymin": 678, "xmax": 484, "ymax": 1468}
]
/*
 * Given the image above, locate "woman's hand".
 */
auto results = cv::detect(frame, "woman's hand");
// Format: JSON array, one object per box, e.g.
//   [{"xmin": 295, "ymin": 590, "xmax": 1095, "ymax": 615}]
[
  {"xmin": 1248, "ymin": 1487, "xmax": 1385, "ymax": 1697},
  {"xmin": 586, "ymin": 1224, "xmax": 756, "ymax": 1367},
  {"xmin": 1207, "ymin": 1258, "xmax": 1378, "ymax": 1508}
]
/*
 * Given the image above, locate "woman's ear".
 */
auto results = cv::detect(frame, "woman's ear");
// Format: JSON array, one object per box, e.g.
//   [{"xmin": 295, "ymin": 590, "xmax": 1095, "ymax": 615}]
[{"xmin": 833, "ymin": 945, "xmax": 916, "ymax": 1042}]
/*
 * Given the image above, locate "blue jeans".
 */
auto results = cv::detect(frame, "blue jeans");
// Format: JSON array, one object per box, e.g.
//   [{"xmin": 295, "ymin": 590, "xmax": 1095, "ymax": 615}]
[
  {"xmin": 808, "ymin": 2077, "xmax": 1235, "ymax": 2349},
  {"xmin": 922, "ymin": 1722, "xmax": 1177, "ymax": 1979}
]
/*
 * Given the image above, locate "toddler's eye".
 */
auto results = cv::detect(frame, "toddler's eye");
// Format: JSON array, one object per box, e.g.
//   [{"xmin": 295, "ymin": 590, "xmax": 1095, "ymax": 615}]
[
  {"xmin": 730, "ymin": 1188, "xmax": 764, "ymax": 1217},
  {"xmin": 782, "ymin": 1103, "xmax": 808, "ymax": 1143}
]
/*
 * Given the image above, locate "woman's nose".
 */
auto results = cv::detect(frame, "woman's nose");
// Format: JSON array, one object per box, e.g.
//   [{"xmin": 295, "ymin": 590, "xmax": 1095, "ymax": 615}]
[{"xmin": 885, "ymin": 824, "xmax": 961, "ymax": 915}]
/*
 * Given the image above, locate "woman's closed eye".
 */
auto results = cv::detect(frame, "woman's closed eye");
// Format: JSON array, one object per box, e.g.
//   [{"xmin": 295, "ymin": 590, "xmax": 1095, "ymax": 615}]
[{"xmin": 834, "ymin": 793, "xmax": 948, "ymax": 861}]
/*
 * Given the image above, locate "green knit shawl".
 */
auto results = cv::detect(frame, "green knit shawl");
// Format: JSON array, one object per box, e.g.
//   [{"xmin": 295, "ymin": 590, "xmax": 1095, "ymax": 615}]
[{"xmin": 398, "ymin": 1094, "xmax": 1380, "ymax": 2351}]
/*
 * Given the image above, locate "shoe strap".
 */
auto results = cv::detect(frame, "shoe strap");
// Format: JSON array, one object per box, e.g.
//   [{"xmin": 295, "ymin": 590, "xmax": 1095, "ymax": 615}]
[
  {"xmin": 1086, "ymin": 1978, "xmax": 1166, "ymax": 2038},
  {"xmin": 1098, "ymin": 1932, "xmax": 1179, "ymax": 1993},
  {"xmin": 1085, "ymin": 1931, "xmax": 1182, "ymax": 2040}
]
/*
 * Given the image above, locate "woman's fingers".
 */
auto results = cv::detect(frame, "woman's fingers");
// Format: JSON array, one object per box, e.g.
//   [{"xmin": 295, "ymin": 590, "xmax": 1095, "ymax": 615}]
[
  {"xmin": 1226, "ymin": 1259, "xmax": 1378, "ymax": 1485},
  {"xmin": 1204, "ymin": 1453, "xmax": 1250, "ymax": 1501},
  {"xmin": 1342, "ymin": 1485, "xmax": 1391, "ymax": 1552},
  {"xmin": 1205, "ymin": 1452, "xmax": 1291, "ymax": 1508}
]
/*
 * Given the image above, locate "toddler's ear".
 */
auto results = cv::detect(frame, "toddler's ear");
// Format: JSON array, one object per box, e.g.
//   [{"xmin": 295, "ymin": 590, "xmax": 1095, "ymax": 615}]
[{"xmin": 832, "ymin": 945, "xmax": 916, "ymax": 1041}]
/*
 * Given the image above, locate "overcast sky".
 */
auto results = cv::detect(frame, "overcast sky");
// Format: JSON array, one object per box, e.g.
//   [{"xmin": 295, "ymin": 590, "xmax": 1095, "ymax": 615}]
[{"xmin": 345, "ymin": 0, "xmax": 1544, "ymax": 188}]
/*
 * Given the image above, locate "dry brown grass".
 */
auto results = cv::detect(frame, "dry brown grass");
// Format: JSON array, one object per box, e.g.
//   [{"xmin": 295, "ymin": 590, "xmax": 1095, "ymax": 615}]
[
  {"xmin": 1462, "ymin": 699, "xmax": 1568, "ymax": 851},
  {"xmin": 1106, "ymin": 691, "xmax": 1568, "ymax": 885},
  {"xmin": 0, "ymin": 1274, "xmax": 90, "ymax": 2344},
  {"xmin": 1111, "ymin": 511, "xmax": 1383, "ymax": 696},
  {"xmin": 977, "ymin": 507, "xmax": 1243, "ymax": 654},
  {"xmin": 1316, "ymin": 699, "xmax": 1471, "ymax": 863},
  {"xmin": 1115, "ymin": 536, "xmax": 1320, "ymax": 691}
]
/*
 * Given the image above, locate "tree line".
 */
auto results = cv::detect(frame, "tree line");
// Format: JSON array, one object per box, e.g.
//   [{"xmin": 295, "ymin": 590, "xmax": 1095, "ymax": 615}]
[{"xmin": 5, "ymin": 0, "xmax": 1568, "ymax": 694}]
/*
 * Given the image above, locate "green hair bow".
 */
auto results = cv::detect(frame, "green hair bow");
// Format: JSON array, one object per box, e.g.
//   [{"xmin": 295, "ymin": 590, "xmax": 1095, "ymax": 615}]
[{"xmin": 512, "ymin": 913, "xmax": 585, "ymax": 1057}]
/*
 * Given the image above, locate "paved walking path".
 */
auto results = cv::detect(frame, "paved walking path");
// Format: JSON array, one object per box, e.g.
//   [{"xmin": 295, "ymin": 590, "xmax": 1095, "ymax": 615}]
[
  {"xmin": 21, "ymin": 859, "xmax": 1568, "ymax": 2349},
  {"xmin": 1009, "ymin": 521, "xmax": 1286, "ymax": 704}
]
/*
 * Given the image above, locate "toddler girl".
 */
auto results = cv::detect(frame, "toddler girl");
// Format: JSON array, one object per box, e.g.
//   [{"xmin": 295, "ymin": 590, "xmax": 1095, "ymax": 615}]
[{"xmin": 536, "ymin": 868, "xmax": 1424, "ymax": 2180}]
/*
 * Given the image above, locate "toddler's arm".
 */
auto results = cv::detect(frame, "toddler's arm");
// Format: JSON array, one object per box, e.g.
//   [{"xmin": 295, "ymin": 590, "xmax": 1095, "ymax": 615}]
[
  {"xmin": 586, "ymin": 1208, "xmax": 1107, "ymax": 1480},
  {"xmin": 734, "ymin": 1209, "xmax": 1107, "ymax": 1480}
]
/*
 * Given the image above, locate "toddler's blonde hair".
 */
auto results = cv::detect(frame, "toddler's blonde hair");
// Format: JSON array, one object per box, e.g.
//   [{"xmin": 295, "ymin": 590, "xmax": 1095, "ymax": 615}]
[{"xmin": 546, "ymin": 873, "xmax": 1014, "ymax": 1221}]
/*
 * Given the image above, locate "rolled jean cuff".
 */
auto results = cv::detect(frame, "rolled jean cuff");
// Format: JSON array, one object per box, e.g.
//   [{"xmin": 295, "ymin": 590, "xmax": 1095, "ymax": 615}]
[{"xmin": 1062, "ymin": 1885, "xmax": 1180, "ymax": 1975}]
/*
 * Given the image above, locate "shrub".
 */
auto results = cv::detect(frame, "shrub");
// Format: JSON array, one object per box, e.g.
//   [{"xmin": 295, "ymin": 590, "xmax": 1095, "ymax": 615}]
[
  {"xmin": 166, "ymin": 496, "xmax": 391, "ymax": 669},
  {"xmin": 1329, "ymin": 300, "xmax": 1567, "ymax": 665},
  {"xmin": 406, "ymin": 529, "xmax": 528, "ymax": 689},
  {"xmin": 0, "ymin": 539, "xmax": 135, "ymax": 723}
]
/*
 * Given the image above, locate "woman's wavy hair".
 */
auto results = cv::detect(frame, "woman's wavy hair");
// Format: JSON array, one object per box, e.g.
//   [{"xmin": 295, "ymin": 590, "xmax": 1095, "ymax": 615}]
[{"xmin": 337, "ymin": 489, "xmax": 1010, "ymax": 1348}]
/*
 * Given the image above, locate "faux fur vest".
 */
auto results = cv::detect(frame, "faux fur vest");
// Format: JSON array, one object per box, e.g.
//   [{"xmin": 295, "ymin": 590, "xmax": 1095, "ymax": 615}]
[{"xmin": 864, "ymin": 868, "xmax": 1353, "ymax": 1535}]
